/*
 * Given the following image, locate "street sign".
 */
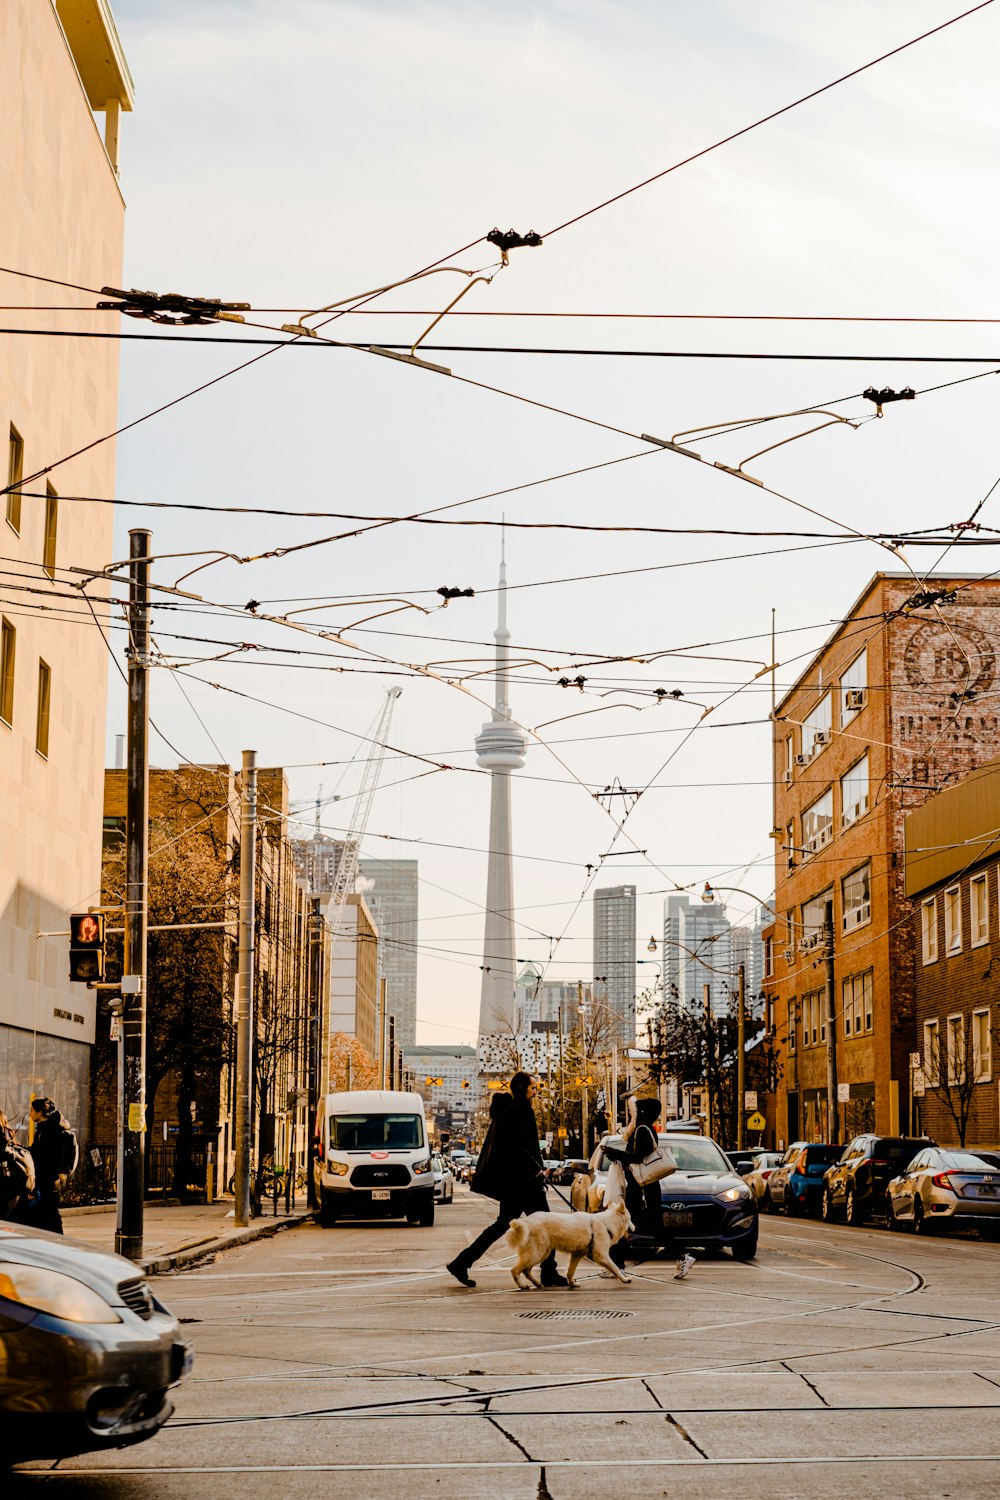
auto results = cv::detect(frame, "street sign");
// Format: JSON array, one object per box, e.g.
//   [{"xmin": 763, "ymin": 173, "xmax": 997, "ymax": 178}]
[
  {"xmin": 837, "ymin": 1083, "xmax": 850, "ymax": 1103},
  {"xmin": 744, "ymin": 1091, "xmax": 757, "ymax": 1110},
  {"xmin": 557, "ymin": 1127, "xmax": 568, "ymax": 1137},
  {"xmin": 746, "ymin": 1111, "xmax": 766, "ymax": 1132},
  {"xmin": 909, "ymin": 1052, "xmax": 922, "ymax": 1068}
]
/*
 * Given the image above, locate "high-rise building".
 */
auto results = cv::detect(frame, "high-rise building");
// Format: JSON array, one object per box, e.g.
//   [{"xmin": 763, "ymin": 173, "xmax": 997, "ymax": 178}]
[
  {"xmin": 515, "ymin": 965, "xmax": 591, "ymax": 1029},
  {"xmin": 476, "ymin": 549, "xmax": 527, "ymax": 1043},
  {"xmin": 0, "ymin": 0, "xmax": 133, "ymax": 1128},
  {"xmin": 359, "ymin": 858, "xmax": 418, "ymax": 1048},
  {"xmin": 593, "ymin": 886, "xmax": 637, "ymax": 1048},
  {"xmin": 291, "ymin": 835, "xmax": 352, "ymax": 897},
  {"xmin": 663, "ymin": 894, "xmax": 733, "ymax": 1016}
]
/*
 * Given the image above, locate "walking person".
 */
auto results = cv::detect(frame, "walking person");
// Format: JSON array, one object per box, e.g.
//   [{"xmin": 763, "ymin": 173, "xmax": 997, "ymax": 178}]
[
  {"xmin": 446, "ymin": 1071, "xmax": 567, "ymax": 1289},
  {"xmin": 22, "ymin": 1097, "xmax": 77, "ymax": 1234},
  {"xmin": 603, "ymin": 1096, "xmax": 695, "ymax": 1281},
  {"xmin": 0, "ymin": 1109, "xmax": 34, "ymax": 1221}
]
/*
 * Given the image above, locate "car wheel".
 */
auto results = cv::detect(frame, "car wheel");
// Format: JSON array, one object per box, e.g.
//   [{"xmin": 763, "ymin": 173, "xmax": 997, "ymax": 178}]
[
  {"xmin": 845, "ymin": 1187, "xmax": 865, "ymax": 1226},
  {"xmin": 732, "ymin": 1228, "xmax": 758, "ymax": 1261},
  {"xmin": 821, "ymin": 1186, "xmax": 835, "ymax": 1222},
  {"xmin": 978, "ymin": 1222, "xmax": 1000, "ymax": 1241},
  {"xmin": 784, "ymin": 1193, "xmax": 798, "ymax": 1217},
  {"xmin": 912, "ymin": 1198, "xmax": 930, "ymax": 1235},
  {"xmin": 888, "ymin": 1199, "xmax": 904, "ymax": 1230},
  {"xmin": 318, "ymin": 1191, "xmax": 337, "ymax": 1228}
]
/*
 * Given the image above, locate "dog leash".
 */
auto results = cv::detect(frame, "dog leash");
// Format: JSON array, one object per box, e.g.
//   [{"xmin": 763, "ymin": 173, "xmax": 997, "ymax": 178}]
[{"xmin": 546, "ymin": 1180, "xmax": 579, "ymax": 1213}]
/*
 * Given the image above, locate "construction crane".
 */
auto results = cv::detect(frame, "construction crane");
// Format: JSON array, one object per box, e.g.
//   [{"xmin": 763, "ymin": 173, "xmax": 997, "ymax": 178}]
[{"xmin": 320, "ymin": 686, "xmax": 402, "ymax": 1092}]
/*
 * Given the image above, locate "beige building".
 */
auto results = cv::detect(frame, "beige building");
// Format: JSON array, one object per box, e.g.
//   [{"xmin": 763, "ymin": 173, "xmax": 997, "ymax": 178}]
[
  {"xmin": 324, "ymin": 893, "xmax": 381, "ymax": 1085},
  {"xmin": 0, "ymin": 0, "xmax": 133, "ymax": 1127}
]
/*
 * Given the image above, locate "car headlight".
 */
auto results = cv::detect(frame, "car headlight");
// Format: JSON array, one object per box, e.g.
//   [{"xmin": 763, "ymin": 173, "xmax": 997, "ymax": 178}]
[
  {"xmin": 0, "ymin": 1263, "xmax": 120, "ymax": 1324},
  {"xmin": 413, "ymin": 1158, "xmax": 432, "ymax": 1175},
  {"xmin": 327, "ymin": 1159, "xmax": 349, "ymax": 1176},
  {"xmin": 718, "ymin": 1186, "xmax": 752, "ymax": 1202}
]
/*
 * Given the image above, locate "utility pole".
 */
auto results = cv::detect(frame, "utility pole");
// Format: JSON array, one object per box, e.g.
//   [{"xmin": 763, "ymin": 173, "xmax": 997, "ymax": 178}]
[
  {"xmin": 378, "ymin": 976, "xmax": 387, "ymax": 1088},
  {"xmin": 703, "ymin": 982, "xmax": 713, "ymax": 1141},
  {"xmin": 824, "ymin": 898, "xmax": 840, "ymax": 1142},
  {"xmin": 577, "ymin": 981, "xmax": 588, "ymax": 1156},
  {"xmin": 557, "ymin": 1003, "xmax": 565, "ymax": 1157},
  {"xmin": 234, "ymin": 750, "xmax": 257, "ymax": 1228},
  {"xmin": 736, "ymin": 964, "xmax": 747, "ymax": 1150},
  {"xmin": 116, "ymin": 529, "xmax": 150, "ymax": 1262}
]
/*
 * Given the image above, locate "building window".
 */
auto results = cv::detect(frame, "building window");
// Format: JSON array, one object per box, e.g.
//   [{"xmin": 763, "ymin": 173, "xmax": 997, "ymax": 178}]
[
  {"xmin": 800, "ymin": 890, "xmax": 832, "ymax": 952},
  {"xmin": 0, "ymin": 616, "xmax": 14, "ymax": 726},
  {"xmin": 802, "ymin": 693, "xmax": 832, "ymax": 757},
  {"xmin": 35, "ymin": 660, "xmax": 50, "ymax": 758},
  {"xmin": 944, "ymin": 884, "xmax": 962, "ymax": 954},
  {"xmin": 971, "ymin": 872, "xmax": 989, "ymax": 947},
  {"xmin": 43, "ymin": 484, "xmax": 58, "ymax": 578},
  {"xmin": 924, "ymin": 1019, "xmax": 940, "ymax": 1085},
  {"xmin": 6, "ymin": 425, "xmax": 23, "ymax": 534},
  {"xmin": 843, "ymin": 970, "xmax": 873, "ymax": 1036},
  {"xmin": 921, "ymin": 897, "xmax": 938, "ymax": 964},
  {"xmin": 802, "ymin": 788, "xmax": 833, "ymax": 857},
  {"xmin": 764, "ymin": 936, "xmax": 773, "ymax": 979},
  {"xmin": 840, "ymin": 753, "xmax": 869, "ymax": 829},
  {"xmin": 802, "ymin": 989, "xmax": 825, "ymax": 1047},
  {"xmin": 840, "ymin": 648, "xmax": 867, "ymax": 718},
  {"xmin": 973, "ymin": 1008, "xmax": 992, "ymax": 1082},
  {"xmin": 947, "ymin": 1013, "xmax": 966, "ymax": 1085},
  {"xmin": 788, "ymin": 998, "xmax": 796, "ymax": 1051},
  {"xmin": 841, "ymin": 864, "xmax": 871, "ymax": 933}
]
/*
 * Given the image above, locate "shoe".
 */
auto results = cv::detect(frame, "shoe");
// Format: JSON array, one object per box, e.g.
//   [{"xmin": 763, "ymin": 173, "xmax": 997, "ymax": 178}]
[
  {"xmin": 539, "ymin": 1269, "xmax": 569, "ymax": 1288},
  {"xmin": 674, "ymin": 1253, "xmax": 695, "ymax": 1281},
  {"xmin": 446, "ymin": 1259, "xmax": 476, "ymax": 1288}
]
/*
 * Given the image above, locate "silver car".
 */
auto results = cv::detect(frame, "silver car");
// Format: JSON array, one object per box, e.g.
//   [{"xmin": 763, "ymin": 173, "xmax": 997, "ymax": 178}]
[
  {"xmin": 887, "ymin": 1147, "xmax": 1000, "ymax": 1237},
  {"xmin": 0, "ymin": 1220, "xmax": 191, "ymax": 1462},
  {"xmin": 431, "ymin": 1153, "xmax": 455, "ymax": 1204}
]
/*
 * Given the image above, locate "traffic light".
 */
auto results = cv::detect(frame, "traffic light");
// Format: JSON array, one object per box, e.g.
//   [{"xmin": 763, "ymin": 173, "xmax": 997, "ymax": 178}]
[
  {"xmin": 69, "ymin": 912, "xmax": 105, "ymax": 984},
  {"xmin": 461, "ymin": 1080, "xmax": 470, "ymax": 1089}
]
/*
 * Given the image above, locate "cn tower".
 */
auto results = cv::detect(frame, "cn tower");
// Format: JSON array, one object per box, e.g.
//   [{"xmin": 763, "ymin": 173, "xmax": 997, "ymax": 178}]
[{"xmin": 475, "ymin": 545, "xmax": 528, "ymax": 1041}]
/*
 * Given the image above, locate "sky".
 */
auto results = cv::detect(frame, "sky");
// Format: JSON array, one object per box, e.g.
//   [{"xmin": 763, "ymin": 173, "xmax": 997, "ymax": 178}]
[{"xmin": 77, "ymin": 0, "xmax": 1000, "ymax": 1046}]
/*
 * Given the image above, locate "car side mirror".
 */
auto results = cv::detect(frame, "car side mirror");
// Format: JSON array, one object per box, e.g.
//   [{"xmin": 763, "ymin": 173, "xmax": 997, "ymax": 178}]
[{"xmin": 736, "ymin": 1161, "xmax": 754, "ymax": 1177}]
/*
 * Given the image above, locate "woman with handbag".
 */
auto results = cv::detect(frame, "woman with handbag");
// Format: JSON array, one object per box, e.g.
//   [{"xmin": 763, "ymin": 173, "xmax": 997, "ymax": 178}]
[{"xmin": 603, "ymin": 1096, "xmax": 695, "ymax": 1281}]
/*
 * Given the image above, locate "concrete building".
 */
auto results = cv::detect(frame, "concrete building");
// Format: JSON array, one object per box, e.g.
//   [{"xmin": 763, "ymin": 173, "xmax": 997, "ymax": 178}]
[
  {"xmin": 291, "ymin": 834, "xmax": 352, "ymax": 897},
  {"xmin": 515, "ymin": 966, "xmax": 590, "ymax": 1030},
  {"xmin": 663, "ymin": 894, "xmax": 733, "ymax": 1015},
  {"xmin": 476, "ymin": 549, "xmax": 528, "ymax": 1044},
  {"xmin": 406, "ymin": 1044, "xmax": 476, "ymax": 1139},
  {"xmin": 593, "ymin": 885, "xmax": 637, "ymax": 1047},
  {"xmin": 0, "ymin": 0, "xmax": 133, "ymax": 1130},
  {"xmin": 359, "ymin": 857, "xmax": 418, "ymax": 1048},
  {"xmin": 324, "ymin": 892, "xmax": 380, "ymax": 1081},
  {"xmin": 766, "ymin": 573, "xmax": 1000, "ymax": 1146},
  {"xmin": 905, "ymin": 756, "xmax": 1000, "ymax": 1148}
]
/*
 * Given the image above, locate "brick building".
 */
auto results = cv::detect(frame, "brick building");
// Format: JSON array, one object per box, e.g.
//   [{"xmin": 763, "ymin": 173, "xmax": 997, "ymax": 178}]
[
  {"xmin": 766, "ymin": 573, "xmax": 1000, "ymax": 1147},
  {"xmin": 905, "ymin": 756, "xmax": 1000, "ymax": 1148}
]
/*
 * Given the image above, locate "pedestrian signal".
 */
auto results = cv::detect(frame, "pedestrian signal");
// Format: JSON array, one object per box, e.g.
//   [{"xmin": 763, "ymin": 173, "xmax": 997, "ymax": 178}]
[{"xmin": 69, "ymin": 912, "xmax": 105, "ymax": 984}]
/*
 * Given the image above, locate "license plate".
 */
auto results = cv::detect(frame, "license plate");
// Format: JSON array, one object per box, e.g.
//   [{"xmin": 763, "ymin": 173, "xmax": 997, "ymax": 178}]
[
  {"xmin": 372, "ymin": 1189, "xmax": 391, "ymax": 1201},
  {"xmin": 665, "ymin": 1211, "xmax": 693, "ymax": 1227},
  {"xmin": 978, "ymin": 1185, "xmax": 999, "ymax": 1197}
]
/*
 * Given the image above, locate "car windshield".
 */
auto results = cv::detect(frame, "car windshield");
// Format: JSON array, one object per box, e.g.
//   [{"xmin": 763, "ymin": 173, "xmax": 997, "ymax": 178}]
[
  {"xmin": 662, "ymin": 1137, "xmax": 732, "ymax": 1173},
  {"xmin": 757, "ymin": 1153, "xmax": 783, "ymax": 1167},
  {"xmin": 943, "ymin": 1151, "xmax": 1000, "ymax": 1172},
  {"xmin": 804, "ymin": 1147, "xmax": 842, "ymax": 1165},
  {"xmin": 329, "ymin": 1113, "xmax": 424, "ymax": 1150},
  {"xmin": 875, "ymin": 1139, "xmax": 928, "ymax": 1162}
]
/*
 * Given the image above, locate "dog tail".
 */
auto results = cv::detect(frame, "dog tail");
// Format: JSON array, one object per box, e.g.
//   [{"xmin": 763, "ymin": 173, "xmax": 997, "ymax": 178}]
[{"xmin": 507, "ymin": 1216, "xmax": 529, "ymax": 1249}]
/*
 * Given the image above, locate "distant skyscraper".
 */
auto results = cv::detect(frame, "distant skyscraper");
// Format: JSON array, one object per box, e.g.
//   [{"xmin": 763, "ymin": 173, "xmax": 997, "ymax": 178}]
[
  {"xmin": 476, "ymin": 548, "xmax": 528, "ymax": 1042},
  {"xmin": 291, "ymin": 835, "xmax": 352, "ymax": 896},
  {"xmin": 593, "ymin": 886, "xmax": 637, "ymax": 1048},
  {"xmin": 663, "ymin": 894, "xmax": 732, "ymax": 1016},
  {"xmin": 358, "ymin": 857, "xmax": 418, "ymax": 1049}
]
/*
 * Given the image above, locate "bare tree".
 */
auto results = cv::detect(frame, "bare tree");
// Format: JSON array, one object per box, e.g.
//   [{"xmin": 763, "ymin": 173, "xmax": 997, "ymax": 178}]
[{"xmin": 924, "ymin": 1017, "xmax": 980, "ymax": 1147}]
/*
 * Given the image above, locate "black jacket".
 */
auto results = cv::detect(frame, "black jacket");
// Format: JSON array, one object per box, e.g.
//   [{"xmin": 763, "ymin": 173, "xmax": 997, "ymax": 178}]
[
  {"xmin": 30, "ymin": 1113, "xmax": 69, "ymax": 1193},
  {"xmin": 472, "ymin": 1094, "xmax": 544, "ymax": 1202}
]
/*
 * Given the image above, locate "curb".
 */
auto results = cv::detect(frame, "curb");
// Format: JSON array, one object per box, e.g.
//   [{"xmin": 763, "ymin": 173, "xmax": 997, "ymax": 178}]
[{"xmin": 141, "ymin": 1211, "xmax": 313, "ymax": 1274}]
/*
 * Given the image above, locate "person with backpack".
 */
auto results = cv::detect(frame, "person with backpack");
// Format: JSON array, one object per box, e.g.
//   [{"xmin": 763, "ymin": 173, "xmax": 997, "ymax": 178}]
[
  {"xmin": 0, "ymin": 1109, "xmax": 35, "ymax": 1220},
  {"xmin": 23, "ymin": 1097, "xmax": 77, "ymax": 1234}
]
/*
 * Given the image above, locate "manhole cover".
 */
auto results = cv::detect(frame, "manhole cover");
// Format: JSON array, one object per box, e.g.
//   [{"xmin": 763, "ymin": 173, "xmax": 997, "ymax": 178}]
[{"xmin": 515, "ymin": 1308, "xmax": 635, "ymax": 1320}]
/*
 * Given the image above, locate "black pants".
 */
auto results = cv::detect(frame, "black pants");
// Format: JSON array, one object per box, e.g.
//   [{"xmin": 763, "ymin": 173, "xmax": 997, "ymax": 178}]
[{"xmin": 458, "ymin": 1182, "xmax": 555, "ymax": 1273}]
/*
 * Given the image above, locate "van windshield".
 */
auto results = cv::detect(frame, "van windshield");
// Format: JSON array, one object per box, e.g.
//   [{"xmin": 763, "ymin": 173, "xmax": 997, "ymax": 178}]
[{"xmin": 330, "ymin": 1114, "xmax": 424, "ymax": 1151}]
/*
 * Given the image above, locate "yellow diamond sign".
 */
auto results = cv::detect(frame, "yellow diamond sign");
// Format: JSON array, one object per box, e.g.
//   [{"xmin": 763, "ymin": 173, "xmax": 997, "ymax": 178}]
[{"xmin": 746, "ymin": 1111, "xmax": 766, "ymax": 1132}]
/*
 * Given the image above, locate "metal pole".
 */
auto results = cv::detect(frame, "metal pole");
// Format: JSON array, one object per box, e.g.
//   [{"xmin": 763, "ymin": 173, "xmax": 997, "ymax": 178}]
[
  {"xmin": 577, "ymin": 981, "xmax": 588, "ymax": 1155},
  {"xmin": 234, "ymin": 750, "xmax": 257, "ymax": 1228},
  {"xmin": 116, "ymin": 529, "xmax": 150, "ymax": 1262},
  {"xmin": 378, "ymin": 976, "xmax": 387, "ymax": 1088},
  {"xmin": 737, "ymin": 964, "xmax": 747, "ymax": 1150},
  {"xmin": 824, "ymin": 898, "xmax": 840, "ymax": 1142},
  {"xmin": 703, "ymin": 982, "xmax": 712, "ymax": 1140},
  {"xmin": 612, "ymin": 1043, "xmax": 618, "ymax": 1130},
  {"xmin": 558, "ymin": 1003, "xmax": 565, "ymax": 1157}
]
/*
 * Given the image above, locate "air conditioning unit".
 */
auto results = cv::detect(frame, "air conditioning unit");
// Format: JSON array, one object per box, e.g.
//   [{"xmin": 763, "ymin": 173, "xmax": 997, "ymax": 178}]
[
  {"xmin": 799, "ymin": 933, "xmax": 822, "ymax": 953},
  {"xmin": 782, "ymin": 947, "xmax": 795, "ymax": 964},
  {"xmin": 813, "ymin": 731, "xmax": 830, "ymax": 747},
  {"xmin": 795, "ymin": 754, "xmax": 808, "ymax": 767},
  {"xmin": 782, "ymin": 769, "xmax": 793, "ymax": 785},
  {"xmin": 845, "ymin": 689, "xmax": 866, "ymax": 711}
]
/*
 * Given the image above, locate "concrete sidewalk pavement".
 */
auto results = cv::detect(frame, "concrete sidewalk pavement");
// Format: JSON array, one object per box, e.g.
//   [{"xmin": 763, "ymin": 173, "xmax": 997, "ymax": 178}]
[{"xmin": 62, "ymin": 1199, "xmax": 312, "ymax": 1274}]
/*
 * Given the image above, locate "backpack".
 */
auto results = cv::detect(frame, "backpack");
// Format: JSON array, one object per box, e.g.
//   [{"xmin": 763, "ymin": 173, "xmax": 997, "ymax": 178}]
[
  {"xmin": 58, "ymin": 1123, "xmax": 79, "ymax": 1180},
  {"xmin": 1, "ymin": 1138, "xmax": 36, "ymax": 1197}
]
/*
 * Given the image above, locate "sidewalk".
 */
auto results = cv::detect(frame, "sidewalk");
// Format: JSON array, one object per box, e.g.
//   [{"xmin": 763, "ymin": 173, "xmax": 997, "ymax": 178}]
[{"xmin": 61, "ymin": 1198, "xmax": 312, "ymax": 1274}]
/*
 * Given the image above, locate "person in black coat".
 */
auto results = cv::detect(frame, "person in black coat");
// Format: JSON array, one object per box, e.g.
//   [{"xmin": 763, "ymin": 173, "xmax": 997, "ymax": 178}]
[
  {"xmin": 446, "ymin": 1071, "xmax": 567, "ymax": 1289},
  {"xmin": 603, "ymin": 1096, "xmax": 695, "ymax": 1280},
  {"xmin": 25, "ymin": 1097, "xmax": 69, "ymax": 1234}
]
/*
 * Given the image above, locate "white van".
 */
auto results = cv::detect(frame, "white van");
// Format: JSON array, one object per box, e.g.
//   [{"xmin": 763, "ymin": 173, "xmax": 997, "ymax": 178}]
[{"xmin": 314, "ymin": 1090, "xmax": 435, "ymax": 1227}]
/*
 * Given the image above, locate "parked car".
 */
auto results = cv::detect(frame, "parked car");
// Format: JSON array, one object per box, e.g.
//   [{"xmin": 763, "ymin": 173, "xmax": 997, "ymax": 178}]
[
  {"xmin": 431, "ymin": 1153, "xmax": 455, "ymax": 1204},
  {"xmin": 0, "ymin": 1220, "xmax": 192, "ymax": 1463},
  {"xmin": 821, "ymin": 1134, "xmax": 934, "ymax": 1225},
  {"xmin": 550, "ymin": 1157, "xmax": 590, "ymax": 1187},
  {"xmin": 571, "ymin": 1133, "xmax": 759, "ymax": 1260},
  {"xmin": 744, "ymin": 1151, "xmax": 784, "ymax": 1207},
  {"xmin": 728, "ymin": 1150, "xmax": 761, "ymax": 1176},
  {"xmin": 768, "ymin": 1144, "xmax": 843, "ymax": 1215},
  {"xmin": 887, "ymin": 1147, "xmax": 1000, "ymax": 1237}
]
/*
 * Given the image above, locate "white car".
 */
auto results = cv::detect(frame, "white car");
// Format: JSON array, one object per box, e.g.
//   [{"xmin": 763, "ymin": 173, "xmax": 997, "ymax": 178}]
[{"xmin": 432, "ymin": 1153, "xmax": 455, "ymax": 1204}]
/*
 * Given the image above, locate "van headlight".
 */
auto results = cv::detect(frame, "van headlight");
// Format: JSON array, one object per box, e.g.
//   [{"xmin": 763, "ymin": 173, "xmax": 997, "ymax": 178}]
[
  {"xmin": 718, "ymin": 1185, "xmax": 752, "ymax": 1202},
  {"xmin": 327, "ymin": 1159, "xmax": 349, "ymax": 1177},
  {"xmin": 413, "ymin": 1158, "xmax": 432, "ymax": 1175},
  {"xmin": 0, "ymin": 1264, "xmax": 120, "ymax": 1324}
]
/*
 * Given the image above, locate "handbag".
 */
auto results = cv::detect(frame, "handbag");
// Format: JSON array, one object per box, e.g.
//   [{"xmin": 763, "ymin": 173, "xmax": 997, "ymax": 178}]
[{"xmin": 630, "ymin": 1142, "xmax": 677, "ymax": 1188}]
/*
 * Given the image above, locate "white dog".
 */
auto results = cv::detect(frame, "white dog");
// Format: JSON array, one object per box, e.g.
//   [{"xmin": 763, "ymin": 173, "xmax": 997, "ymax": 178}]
[{"xmin": 507, "ymin": 1199, "xmax": 634, "ymax": 1289}]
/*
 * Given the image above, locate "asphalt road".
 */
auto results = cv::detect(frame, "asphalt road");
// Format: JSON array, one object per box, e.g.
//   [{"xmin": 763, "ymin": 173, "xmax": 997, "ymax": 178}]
[{"xmin": 11, "ymin": 1186, "xmax": 1000, "ymax": 1498}]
